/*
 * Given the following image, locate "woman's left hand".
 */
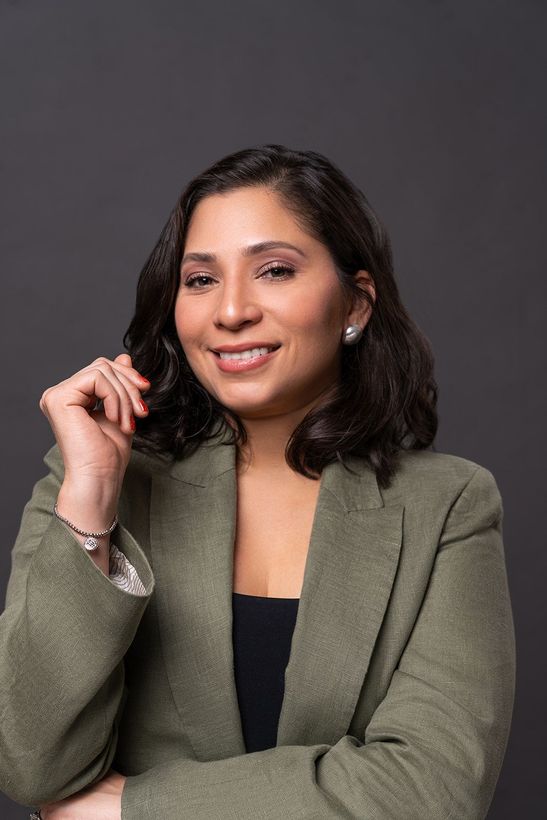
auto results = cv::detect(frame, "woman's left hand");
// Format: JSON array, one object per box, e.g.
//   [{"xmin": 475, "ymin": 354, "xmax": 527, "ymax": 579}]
[{"xmin": 38, "ymin": 768, "xmax": 126, "ymax": 819}]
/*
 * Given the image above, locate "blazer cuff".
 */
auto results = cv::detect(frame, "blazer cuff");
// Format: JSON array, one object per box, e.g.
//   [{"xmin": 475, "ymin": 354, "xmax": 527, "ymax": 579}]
[{"xmin": 38, "ymin": 513, "xmax": 155, "ymax": 617}]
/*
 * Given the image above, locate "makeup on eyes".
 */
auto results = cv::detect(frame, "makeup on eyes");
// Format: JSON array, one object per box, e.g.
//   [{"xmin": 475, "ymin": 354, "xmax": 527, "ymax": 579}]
[{"xmin": 183, "ymin": 262, "xmax": 296, "ymax": 289}]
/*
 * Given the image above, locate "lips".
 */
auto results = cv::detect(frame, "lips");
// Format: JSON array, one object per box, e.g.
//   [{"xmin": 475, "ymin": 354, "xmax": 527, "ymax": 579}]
[
  {"xmin": 211, "ymin": 342, "xmax": 281, "ymax": 354},
  {"xmin": 210, "ymin": 345, "xmax": 281, "ymax": 372}
]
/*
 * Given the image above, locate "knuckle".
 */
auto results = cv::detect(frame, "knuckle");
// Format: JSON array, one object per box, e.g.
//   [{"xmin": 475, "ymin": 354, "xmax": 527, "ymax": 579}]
[
  {"xmin": 90, "ymin": 364, "xmax": 110, "ymax": 381},
  {"xmin": 39, "ymin": 387, "xmax": 53, "ymax": 407}
]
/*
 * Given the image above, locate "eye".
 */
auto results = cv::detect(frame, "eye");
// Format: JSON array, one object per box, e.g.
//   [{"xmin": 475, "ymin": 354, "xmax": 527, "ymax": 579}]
[
  {"xmin": 260, "ymin": 263, "xmax": 296, "ymax": 280},
  {"xmin": 184, "ymin": 274, "xmax": 215, "ymax": 288}
]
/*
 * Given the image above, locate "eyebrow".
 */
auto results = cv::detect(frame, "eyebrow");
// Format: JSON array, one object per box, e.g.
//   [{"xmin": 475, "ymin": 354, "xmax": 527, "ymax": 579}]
[{"xmin": 180, "ymin": 240, "xmax": 308, "ymax": 267}]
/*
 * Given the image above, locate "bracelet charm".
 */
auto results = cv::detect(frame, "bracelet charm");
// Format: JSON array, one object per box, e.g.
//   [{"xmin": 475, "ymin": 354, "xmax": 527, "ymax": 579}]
[{"xmin": 53, "ymin": 502, "xmax": 118, "ymax": 553}]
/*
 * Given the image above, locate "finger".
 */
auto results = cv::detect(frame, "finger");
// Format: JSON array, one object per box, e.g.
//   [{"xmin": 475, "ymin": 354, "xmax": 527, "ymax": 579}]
[
  {"xmin": 114, "ymin": 353, "xmax": 151, "ymax": 389},
  {"xmin": 84, "ymin": 363, "xmax": 148, "ymax": 431},
  {"xmin": 88, "ymin": 365, "xmax": 136, "ymax": 435},
  {"xmin": 57, "ymin": 366, "xmax": 127, "ymax": 433},
  {"xmin": 39, "ymin": 368, "xmax": 126, "ymax": 435},
  {"xmin": 39, "ymin": 380, "xmax": 109, "ymax": 426},
  {"xmin": 115, "ymin": 353, "xmax": 132, "ymax": 367},
  {"xmin": 85, "ymin": 355, "xmax": 151, "ymax": 392},
  {"xmin": 105, "ymin": 364, "xmax": 149, "ymax": 420},
  {"xmin": 80, "ymin": 369, "xmax": 124, "ymax": 430},
  {"xmin": 77, "ymin": 358, "xmax": 149, "ymax": 428}
]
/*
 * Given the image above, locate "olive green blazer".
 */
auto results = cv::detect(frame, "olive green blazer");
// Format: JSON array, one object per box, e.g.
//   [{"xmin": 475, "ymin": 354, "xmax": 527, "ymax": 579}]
[{"xmin": 0, "ymin": 427, "xmax": 516, "ymax": 819}]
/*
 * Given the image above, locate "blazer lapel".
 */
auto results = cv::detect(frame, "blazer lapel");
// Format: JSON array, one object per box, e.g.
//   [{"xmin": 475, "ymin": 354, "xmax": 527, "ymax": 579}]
[
  {"xmin": 149, "ymin": 427, "xmax": 404, "ymax": 759},
  {"xmin": 277, "ymin": 456, "xmax": 404, "ymax": 747},
  {"xmin": 149, "ymin": 427, "xmax": 244, "ymax": 761}
]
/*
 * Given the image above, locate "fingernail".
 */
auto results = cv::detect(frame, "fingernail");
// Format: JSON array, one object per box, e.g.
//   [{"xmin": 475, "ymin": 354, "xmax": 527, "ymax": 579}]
[
  {"xmin": 130, "ymin": 415, "xmax": 136, "ymax": 431},
  {"xmin": 140, "ymin": 376, "xmax": 151, "ymax": 385},
  {"xmin": 139, "ymin": 400, "xmax": 148, "ymax": 413}
]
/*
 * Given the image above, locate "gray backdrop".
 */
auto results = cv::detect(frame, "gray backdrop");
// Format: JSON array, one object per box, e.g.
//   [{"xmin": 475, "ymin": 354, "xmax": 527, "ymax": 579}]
[{"xmin": 1, "ymin": 0, "xmax": 545, "ymax": 816}]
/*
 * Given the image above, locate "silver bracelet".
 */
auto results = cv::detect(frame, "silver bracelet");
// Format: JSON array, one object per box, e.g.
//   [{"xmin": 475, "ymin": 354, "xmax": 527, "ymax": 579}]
[{"xmin": 53, "ymin": 502, "xmax": 118, "ymax": 552}]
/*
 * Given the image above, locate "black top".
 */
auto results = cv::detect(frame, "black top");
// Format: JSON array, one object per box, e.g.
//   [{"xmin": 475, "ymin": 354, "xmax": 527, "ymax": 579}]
[{"xmin": 232, "ymin": 591, "xmax": 299, "ymax": 753}]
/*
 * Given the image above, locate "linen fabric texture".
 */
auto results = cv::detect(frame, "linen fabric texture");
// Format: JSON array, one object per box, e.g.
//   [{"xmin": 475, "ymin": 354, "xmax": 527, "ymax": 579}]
[{"xmin": 0, "ymin": 426, "xmax": 516, "ymax": 819}]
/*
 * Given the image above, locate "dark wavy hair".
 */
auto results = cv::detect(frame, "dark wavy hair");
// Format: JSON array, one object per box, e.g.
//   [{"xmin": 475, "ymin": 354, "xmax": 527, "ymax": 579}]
[{"xmin": 123, "ymin": 143, "xmax": 438, "ymax": 489}]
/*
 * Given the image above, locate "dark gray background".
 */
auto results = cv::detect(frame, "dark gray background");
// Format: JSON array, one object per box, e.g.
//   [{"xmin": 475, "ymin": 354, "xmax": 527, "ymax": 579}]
[{"xmin": 1, "ymin": 0, "xmax": 545, "ymax": 816}]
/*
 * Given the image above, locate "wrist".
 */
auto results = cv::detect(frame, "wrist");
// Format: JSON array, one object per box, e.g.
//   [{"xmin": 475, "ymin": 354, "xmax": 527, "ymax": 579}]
[{"xmin": 57, "ymin": 482, "xmax": 120, "ymax": 533}]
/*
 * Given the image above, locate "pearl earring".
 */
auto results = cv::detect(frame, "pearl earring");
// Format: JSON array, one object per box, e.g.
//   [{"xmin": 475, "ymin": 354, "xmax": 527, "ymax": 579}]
[{"xmin": 342, "ymin": 325, "xmax": 363, "ymax": 345}]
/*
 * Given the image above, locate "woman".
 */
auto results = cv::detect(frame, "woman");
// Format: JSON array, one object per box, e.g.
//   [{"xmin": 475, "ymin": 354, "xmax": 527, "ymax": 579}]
[{"xmin": 0, "ymin": 144, "xmax": 515, "ymax": 819}]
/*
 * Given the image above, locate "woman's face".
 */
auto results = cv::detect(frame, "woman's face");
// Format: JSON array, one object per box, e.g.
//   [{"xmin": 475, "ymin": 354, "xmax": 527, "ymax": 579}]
[{"xmin": 174, "ymin": 186, "xmax": 372, "ymax": 421}]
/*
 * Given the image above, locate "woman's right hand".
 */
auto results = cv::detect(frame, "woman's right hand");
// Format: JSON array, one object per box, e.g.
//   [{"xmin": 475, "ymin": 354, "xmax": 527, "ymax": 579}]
[{"xmin": 39, "ymin": 353, "xmax": 151, "ymax": 497}]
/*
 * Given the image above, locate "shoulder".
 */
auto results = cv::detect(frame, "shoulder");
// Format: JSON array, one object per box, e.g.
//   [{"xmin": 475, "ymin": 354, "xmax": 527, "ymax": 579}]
[
  {"xmin": 381, "ymin": 448, "xmax": 502, "ymax": 511},
  {"xmin": 394, "ymin": 448, "xmax": 492, "ymax": 483}
]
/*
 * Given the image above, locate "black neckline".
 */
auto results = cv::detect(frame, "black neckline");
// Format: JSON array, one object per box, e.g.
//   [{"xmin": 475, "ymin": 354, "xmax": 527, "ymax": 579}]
[{"xmin": 232, "ymin": 591, "xmax": 300, "ymax": 601}]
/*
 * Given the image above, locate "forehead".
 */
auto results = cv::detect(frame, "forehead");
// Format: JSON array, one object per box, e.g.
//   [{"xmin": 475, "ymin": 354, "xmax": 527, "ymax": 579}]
[{"xmin": 184, "ymin": 187, "xmax": 310, "ymax": 246}]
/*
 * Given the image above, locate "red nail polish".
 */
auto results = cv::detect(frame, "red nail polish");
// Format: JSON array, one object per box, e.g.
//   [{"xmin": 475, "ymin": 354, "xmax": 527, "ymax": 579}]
[
  {"xmin": 139, "ymin": 400, "xmax": 148, "ymax": 413},
  {"xmin": 130, "ymin": 416, "xmax": 136, "ymax": 431}
]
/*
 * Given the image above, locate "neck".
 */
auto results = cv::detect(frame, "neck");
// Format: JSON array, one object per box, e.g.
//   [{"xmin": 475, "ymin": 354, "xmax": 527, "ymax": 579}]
[
  {"xmin": 233, "ymin": 386, "xmax": 337, "ymax": 477},
  {"xmin": 236, "ymin": 419, "xmax": 295, "ymax": 476}
]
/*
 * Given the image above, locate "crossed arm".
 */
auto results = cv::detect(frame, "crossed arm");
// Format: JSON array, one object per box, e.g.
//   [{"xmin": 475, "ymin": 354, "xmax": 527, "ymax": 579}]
[
  {"xmin": 0, "ymin": 447, "xmax": 515, "ymax": 819},
  {"xmin": 118, "ymin": 466, "xmax": 516, "ymax": 819}
]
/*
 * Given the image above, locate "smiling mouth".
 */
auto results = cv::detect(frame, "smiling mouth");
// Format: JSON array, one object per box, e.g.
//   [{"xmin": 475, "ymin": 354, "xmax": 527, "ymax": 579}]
[
  {"xmin": 212, "ymin": 345, "xmax": 281, "ymax": 359},
  {"xmin": 209, "ymin": 345, "xmax": 282, "ymax": 372}
]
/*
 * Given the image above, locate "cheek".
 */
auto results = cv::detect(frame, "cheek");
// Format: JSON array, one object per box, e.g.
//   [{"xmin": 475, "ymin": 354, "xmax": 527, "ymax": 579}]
[
  {"xmin": 174, "ymin": 300, "xmax": 202, "ymax": 348},
  {"xmin": 283, "ymin": 288, "xmax": 342, "ymax": 336}
]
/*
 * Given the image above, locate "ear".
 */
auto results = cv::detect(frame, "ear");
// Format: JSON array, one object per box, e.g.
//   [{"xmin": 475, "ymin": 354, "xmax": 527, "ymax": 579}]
[{"xmin": 344, "ymin": 270, "xmax": 376, "ymax": 330}]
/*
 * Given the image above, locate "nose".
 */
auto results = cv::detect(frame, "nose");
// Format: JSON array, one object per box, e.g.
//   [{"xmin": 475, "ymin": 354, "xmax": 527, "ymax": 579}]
[{"xmin": 212, "ymin": 275, "xmax": 263, "ymax": 331}]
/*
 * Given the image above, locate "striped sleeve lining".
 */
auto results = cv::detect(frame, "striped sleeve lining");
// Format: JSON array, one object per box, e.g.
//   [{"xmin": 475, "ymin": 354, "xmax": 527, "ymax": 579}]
[{"xmin": 108, "ymin": 542, "xmax": 148, "ymax": 596}]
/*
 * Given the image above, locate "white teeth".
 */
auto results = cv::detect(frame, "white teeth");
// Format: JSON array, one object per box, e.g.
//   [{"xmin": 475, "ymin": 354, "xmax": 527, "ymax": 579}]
[{"xmin": 218, "ymin": 346, "xmax": 275, "ymax": 360}]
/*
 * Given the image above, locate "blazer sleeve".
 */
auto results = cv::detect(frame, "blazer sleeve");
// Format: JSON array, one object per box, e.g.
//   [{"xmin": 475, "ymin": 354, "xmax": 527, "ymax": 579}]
[
  {"xmin": 0, "ymin": 443, "xmax": 155, "ymax": 807},
  {"xmin": 120, "ymin": 465, "xmax": 516, "ymax": 820}
]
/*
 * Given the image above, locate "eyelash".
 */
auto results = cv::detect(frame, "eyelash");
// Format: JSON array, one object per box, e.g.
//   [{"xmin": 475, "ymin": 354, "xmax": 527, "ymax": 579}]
[{"xmin": 183, "ymin": 263, "xmax": 296, "ymax": 289}]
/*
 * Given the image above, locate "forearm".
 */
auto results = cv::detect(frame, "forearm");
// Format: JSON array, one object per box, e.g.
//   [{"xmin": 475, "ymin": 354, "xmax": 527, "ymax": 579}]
[
  {"xmin": 0, "ymin": 515, "xmax": 154, "ymax": 806},
  {"xmin": 120, "ymin": 728, "xmax": 495, "ymax": 820},
  {"xmin": 121, "ymin": 665, "xmax": 513, "ymax": 820}
]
